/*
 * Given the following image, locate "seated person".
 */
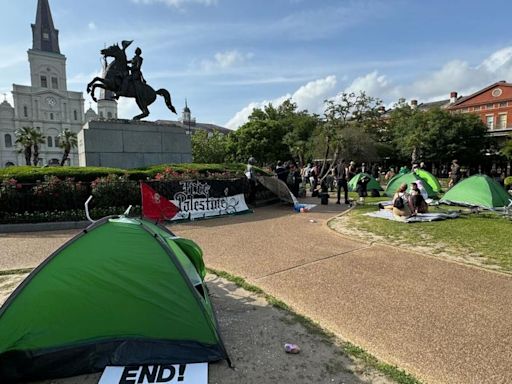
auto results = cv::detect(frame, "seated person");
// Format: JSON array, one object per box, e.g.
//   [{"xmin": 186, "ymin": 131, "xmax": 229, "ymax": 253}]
[
  {"xmin": 392, "ymin": 183, "xmax": 411, "ymax": 217},
  {"xmin": 409, "ymin": 182, "xmax": 428, "ymax": 214}
]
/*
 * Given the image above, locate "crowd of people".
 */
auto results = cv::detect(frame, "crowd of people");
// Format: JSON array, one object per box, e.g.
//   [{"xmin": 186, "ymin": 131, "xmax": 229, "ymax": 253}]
[{"xmin": 247, "ymin": 156, "xmax": 510, "ymax": 218}]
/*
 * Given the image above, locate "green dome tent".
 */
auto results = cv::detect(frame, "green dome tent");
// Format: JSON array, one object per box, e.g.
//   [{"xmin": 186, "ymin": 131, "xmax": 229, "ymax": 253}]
[
  {"xmin": 385, "ymin": 172, "xmax": 436, "ymax": 198},
  {"xmin": 415, "ymin": 169, "xmax": 443, "ymax": 193},
  {"xmin": 348, "ymin": 173, "xmax": 383, "ymax": 192},
  {"xmin": 440, "ymin": 175, "xmax": 512, "ymax": 209},
  {"xmin": 0, "ymin": 217, "xmax": 230, "ymax": 382}
]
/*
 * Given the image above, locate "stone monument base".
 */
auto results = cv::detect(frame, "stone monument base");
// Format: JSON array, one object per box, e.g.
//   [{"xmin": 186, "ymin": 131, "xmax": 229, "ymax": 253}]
[{"xmin": 78, "ymin": 119, "xmax": 192, "ymax": 168}]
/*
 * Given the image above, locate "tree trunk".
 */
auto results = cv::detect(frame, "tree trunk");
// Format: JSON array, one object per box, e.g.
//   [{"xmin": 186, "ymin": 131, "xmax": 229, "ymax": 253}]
[
  {"xmin": 60, "ymin": 149, "xmax": 70, "ymax": 166},
  {"xmin": 319, "ymin": 137, "xmax": 330, "ymax": 177},
  {"xmin": 32, "ymin": 144, "xmax": 39, "ymax": 166},
  {"xmin": 24, "ymin": 146, "xmax": 32, "ymax": 165},
  {"xmin": 411, "ymin": 146, "xmax": 417, "ymax": 164}
]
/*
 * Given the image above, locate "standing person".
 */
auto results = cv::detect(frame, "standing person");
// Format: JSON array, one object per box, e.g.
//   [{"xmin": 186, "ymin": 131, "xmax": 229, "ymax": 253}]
[
  {"xmin": 301, "ymin": 163, "xmax": 311, "ymax": 188},
  {"xmin": 371, "ymin": 163, "xmax": 379, "ymax": 179},
  {"xmin": 310, "ymin": 162, "xmax": 319, "ymax": 192},
  {"xmin": 245, "ymin": 157, "xmax": 257, "ymax": 203},
  {"xmin": 335, "ymin": 160, "xmax": 350, "ymax": 205},
  {"xmin": 347, "ymin": 161, "xmax": 357, "ymax": 181},
  {"xmin": 276, "ymin": 161, "xmax": 288, "ymax": 183},
  {"xmin": 448, "ymin": 159, "xmax": 461, "ymax": 188},
  {"xmin": 287, "ymin": 162, "xmax": 301, "ymax": 198},
  {"xmin": 356, "ymin": 175, "xmax": 371, "ymax": 204},
  {"xmin": 361, "ymin": 162, "xmax": 367, "ymax": 174}
]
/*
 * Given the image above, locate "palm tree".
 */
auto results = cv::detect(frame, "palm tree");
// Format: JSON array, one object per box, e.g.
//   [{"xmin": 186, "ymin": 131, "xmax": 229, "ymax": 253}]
[
  {"xmin": 58, "ymin": 129, "xmax": 78, "ymax": 166},
  {"xmin": 30, "ymin": 129, "xmax": 46, "ymax": 166},
  {"xmin": 15, "ymin": 127, "xmax": 34, "ymax": 165}
]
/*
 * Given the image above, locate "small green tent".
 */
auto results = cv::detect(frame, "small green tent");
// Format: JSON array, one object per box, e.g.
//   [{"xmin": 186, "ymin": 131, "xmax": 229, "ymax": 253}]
[
  {"xmin": 348, "ymin": 173, "xmax": 382, "ymax": 192},
  {"xmin": 440, "ymin": 175, "xmax": 512, "ymax": 209},
  {"xmin": 385, "ymin": 172, "xmax": 436, "ymax": 198},
  {"xmin": 415, "ymin": 169, "xmax": 443, "ymax": 193},
  {"xmin": 0, "ymin": 217, "xmax": 229, "ymax": 382}
]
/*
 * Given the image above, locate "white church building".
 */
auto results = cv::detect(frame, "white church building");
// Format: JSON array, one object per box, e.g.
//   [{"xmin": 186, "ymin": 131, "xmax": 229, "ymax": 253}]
[{"xmin": 0, "ymin": 0, "xmax": 105, "ymax": 167}]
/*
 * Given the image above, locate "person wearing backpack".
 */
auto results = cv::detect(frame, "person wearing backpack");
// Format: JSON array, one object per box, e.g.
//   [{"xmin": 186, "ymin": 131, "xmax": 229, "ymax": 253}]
[{"xmin": 392, "ymin": 183, "xmax": 411, "ymax": 218}]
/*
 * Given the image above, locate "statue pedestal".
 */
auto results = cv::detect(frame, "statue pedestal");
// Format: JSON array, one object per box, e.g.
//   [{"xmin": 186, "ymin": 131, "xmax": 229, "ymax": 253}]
[{"xmin": 78, "ymin": 119, "xmax": 192, "ymax": 168}]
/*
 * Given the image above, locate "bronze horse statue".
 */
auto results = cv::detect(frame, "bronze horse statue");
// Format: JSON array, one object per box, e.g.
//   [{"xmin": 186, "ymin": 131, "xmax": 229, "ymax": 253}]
[{"xmin": 86, "ymin": 43, "xmax": 176, "ymax": 120}]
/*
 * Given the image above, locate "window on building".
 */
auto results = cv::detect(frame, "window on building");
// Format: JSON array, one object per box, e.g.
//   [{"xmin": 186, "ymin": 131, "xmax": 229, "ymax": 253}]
[
  {"xmin": 474, "ymin": 106, "xmax": 481, "ymax": 111},
  {"xmin": 498, "ymin": 114, "xmax": 507, "ymax": 129},
  {"xmin": 55, "ymin": 136, "xmax": 60, "ymax": 147},
  {"xmin": 74, "ymin": 110, "xmax": 78, "ymax": 120},
  {"xmin": 42, "ymin": 32, "xmax": 49, "ymax": 40},
  {"xmin": 23, "ymin": 105, "xmax": 28, "ymax": 117},
  {"xmin": 4, "ymin": 134, "xmax": 12, "ymax": 148},
  {"xmin": 50, "ymin": 112, "xmax": 54, "ymax": 120},
  {"xmin": 40, "ymin": 75, "xmax": 48, "ymax": 88},
  {"xmin": 47, "ymin": 136, "xmax": 53, "ymax": 147},
  {"xmin": 99, "ymin": 111, "xmax": 104, "ymax": 118},
  {"xmin": 461, "ymin": 108, "xmax": 468, "ymax": 113},
  {"xmin": 51, "ymin": 77, "xmax": 58, "ymax": 89},
  {"xmin": 486, "ymin": 115, "xmax": 494, "ymax": 129},
  {"xmin": 486, "ymin": 104, "xmax": 493, "ymax": 110},
  {"xmin": 107, "ymin": 112, "xmax": 112, "ymax": 119},
  {"xmin": 500, "ymin": 102, "xmax": 508, "ymax": 108}
]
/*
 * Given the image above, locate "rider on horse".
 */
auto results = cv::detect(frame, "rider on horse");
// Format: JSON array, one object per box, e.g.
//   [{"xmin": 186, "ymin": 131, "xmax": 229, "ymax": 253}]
[{"xmin": 117, "ymin": 45, "xmax": 146, "ymax": 100}]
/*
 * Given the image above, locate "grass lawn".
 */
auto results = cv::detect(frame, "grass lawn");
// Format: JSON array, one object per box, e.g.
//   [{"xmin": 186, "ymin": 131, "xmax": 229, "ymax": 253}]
[{"xmin": 333, "ymin": 192, "xmax": 512, "ymax": 272}]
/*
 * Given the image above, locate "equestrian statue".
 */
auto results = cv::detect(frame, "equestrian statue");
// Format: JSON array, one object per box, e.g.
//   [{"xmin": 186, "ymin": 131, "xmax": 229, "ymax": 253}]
[{"xmin": 86, "ymin": 40, "xmax": 176, "ymax": 120}]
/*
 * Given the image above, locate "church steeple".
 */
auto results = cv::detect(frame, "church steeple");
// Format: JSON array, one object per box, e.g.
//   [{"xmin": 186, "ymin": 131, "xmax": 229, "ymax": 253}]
[{"xmin": 32, "ymin": 0, "xmax": 60, "ymax": 53}]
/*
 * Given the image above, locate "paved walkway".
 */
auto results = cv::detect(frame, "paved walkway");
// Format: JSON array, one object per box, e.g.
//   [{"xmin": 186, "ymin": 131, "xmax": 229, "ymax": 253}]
[{"xmin": 1, "ymin": 202, "xmax": 511, "ymax": 383}]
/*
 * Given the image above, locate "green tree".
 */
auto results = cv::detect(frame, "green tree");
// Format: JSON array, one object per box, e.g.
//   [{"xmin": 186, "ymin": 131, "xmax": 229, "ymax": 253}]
[
  {"xmin": 192, "ymin": 130, "xmax": 230, "ymax": 163},
  {"xmin": 388, "ymin": 105, "xmax": 490, "ymax": 166},
  {"xmin": 58, "ymin": 129, "xmax": 78, "ymax": 166},
  {"xmin": 15, "ymin": 127, "xmax": 46, "ymax": 166},
  {"xmin": 500, "ymin": 137, "xmax": 512, "ymax": 160},
  {"xmin": 30, "ymin": 129, "xmax": 46, "ymax": 166},
  {"xmin": 314, "ymin": 92, "xmax": 383, "ymax": 176},
  {"xmin": 229, "ymin": 100, "xmax": 320, "ymax": 165},
  {"xmin": 15, "ymin": 127, "xmax": 34, "ymax": 166}
]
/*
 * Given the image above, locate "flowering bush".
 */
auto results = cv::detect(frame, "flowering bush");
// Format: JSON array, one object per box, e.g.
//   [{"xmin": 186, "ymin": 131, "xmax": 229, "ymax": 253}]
[
  {"xmin": 31, "ymin": 176, "xmax": 88, "ymax": 211},
  {"xmin": 91, "ymin": 174, "xmax": 140, "ymax": 208},
  {"xmin": 0, "ymin": 178, "xmax": 24, "ymax": 213},
  {"xmin": 153, "ymin": 167, "xmax": 242, "ymax": 181}
]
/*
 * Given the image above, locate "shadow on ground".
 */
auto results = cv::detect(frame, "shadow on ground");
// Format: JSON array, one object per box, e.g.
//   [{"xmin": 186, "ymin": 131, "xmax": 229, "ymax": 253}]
[{"xmin": 0, "ymin": 273, "xmax": 386, "ymax": 384}]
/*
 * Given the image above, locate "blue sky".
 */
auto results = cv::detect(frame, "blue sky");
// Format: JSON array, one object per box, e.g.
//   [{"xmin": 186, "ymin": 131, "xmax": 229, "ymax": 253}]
[{"xmin": 2, "ymin": 0, "xmax": 512, "ymax": 129}]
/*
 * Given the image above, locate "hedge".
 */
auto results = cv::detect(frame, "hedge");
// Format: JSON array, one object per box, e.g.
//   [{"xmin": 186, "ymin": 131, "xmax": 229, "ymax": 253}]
[{"xmin": 0, "ymin": 163, "xmax": 270, "ymax": 183}]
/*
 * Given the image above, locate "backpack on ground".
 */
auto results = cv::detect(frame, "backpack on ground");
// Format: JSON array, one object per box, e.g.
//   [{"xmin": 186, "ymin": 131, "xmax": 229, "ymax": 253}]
[{"xmin": 393, "ymin": 196, "xmax": 404, "ymax": 209}]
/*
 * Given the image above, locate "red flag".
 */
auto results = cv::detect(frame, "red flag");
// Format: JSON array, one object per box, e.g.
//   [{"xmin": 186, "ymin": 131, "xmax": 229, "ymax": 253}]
[{"xmin": 140, "ymin": 183, "xmax": 179, "ymax": 221}]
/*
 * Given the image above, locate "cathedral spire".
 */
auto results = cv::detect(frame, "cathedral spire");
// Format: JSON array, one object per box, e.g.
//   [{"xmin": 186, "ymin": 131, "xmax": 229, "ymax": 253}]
[{"xmin": 31, "ymin": 0, "xmax": 60, "ymax": 53}]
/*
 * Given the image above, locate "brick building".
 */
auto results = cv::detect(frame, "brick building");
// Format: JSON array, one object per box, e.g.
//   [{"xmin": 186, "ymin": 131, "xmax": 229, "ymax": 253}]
[{"xmin": 447, "ymin": 81, "xmax": 512, "ymax": 144}]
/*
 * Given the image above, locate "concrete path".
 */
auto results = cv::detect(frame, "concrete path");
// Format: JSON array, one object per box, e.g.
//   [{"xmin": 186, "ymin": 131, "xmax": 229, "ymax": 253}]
[{"xmin": 1, "ymin": 202, "xmax": 511, "ymax": 383}]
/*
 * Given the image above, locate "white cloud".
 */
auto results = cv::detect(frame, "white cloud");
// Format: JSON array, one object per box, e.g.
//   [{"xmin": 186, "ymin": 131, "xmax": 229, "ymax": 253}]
[
  {"xmin": 226, "ymin": 45, "xmax": 512, "ymax": 130},
  {"xmin": 88, "ymin": 22, "xmax": 97, "ymax": 30},
  {"xmin": 201, "ymin": 50, "xmax": 253, "ymax": 71},
  {"xmin": 225, "ymin": 75, "xmax": 336, "ymax": 130},
  {"xmin": 131, "ymin": 0, "xmax": 217, "ymax": 8},
  {"xmin": 338, "ymin": 46, "xmax": 512, "ymax": 105}
]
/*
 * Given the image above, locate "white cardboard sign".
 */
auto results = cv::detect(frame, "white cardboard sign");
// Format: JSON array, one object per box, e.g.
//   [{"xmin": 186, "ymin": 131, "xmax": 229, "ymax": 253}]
[{"xmin": 98, "ymin": 363, "xmax": 207, "ymax": 384}]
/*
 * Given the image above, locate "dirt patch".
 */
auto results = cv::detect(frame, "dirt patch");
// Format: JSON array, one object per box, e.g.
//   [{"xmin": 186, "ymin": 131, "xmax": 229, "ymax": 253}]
[
  {"xmin": 0, "ymin": 273, "xmax": 393, "ymax": 384},
  {"xmin": 329, "ymin": 213, "xmax": 503, "ymax": 272}
]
